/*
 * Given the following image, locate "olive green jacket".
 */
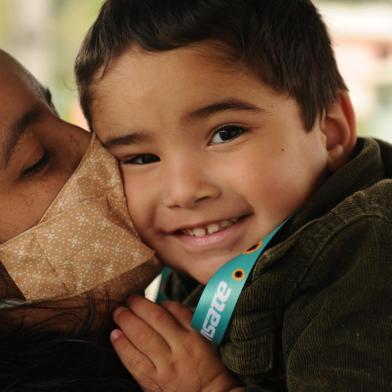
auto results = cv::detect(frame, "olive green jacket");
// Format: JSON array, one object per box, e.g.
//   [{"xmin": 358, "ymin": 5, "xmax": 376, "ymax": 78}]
[{"xmin": 165, "ymin": 138, "xmax": 392, "ymax": 391}]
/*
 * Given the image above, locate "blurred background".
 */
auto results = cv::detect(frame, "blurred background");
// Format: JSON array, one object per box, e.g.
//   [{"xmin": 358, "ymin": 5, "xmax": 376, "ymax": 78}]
[{"xmin": 0, "ymin": 0, "xmax": 391, "ymax": 142}]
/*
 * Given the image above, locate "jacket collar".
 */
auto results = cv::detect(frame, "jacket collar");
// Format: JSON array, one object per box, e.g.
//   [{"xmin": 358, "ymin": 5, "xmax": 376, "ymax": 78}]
[{"xmin": 276, "ymin": 137, "xmax": 390, "ymax": 242}]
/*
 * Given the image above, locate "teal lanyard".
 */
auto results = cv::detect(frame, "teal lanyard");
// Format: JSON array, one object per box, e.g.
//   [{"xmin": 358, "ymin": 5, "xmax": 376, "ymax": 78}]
[{"xmin": 191, "ymin": 221, "xmax": 286, "ymax": 345}]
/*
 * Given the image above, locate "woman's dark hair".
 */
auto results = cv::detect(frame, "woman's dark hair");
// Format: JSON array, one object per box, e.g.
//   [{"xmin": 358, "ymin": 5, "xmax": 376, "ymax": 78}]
[
  {"xmin": 75, "ymin": 0, "xmax": 347, "ymax": 130},
  {"xmin": 0, "ymin": 249, "xmax": 139, "ymax": 390},
  {"xmin": 0, "ymin": 298, "xmax": 141, "ymax": 391}
]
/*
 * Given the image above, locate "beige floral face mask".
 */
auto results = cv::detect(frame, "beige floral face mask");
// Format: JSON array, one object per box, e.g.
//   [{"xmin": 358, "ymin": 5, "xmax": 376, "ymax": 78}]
[{"xmin": 0, "ymin": 135, "xmax": 159, "ymax": 304}]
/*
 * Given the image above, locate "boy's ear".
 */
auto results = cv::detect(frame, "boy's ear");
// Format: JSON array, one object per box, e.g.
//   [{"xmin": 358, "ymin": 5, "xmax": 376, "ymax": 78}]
[{"xmin": 320, "ymin": 91, "xmax": 357, "ymax": 172}]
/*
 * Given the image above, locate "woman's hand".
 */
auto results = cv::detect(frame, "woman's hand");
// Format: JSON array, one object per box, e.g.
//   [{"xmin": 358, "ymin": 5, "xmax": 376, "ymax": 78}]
[{"xmin": 111, "ymin": 296, "xmax": 241, "ymax": 391}]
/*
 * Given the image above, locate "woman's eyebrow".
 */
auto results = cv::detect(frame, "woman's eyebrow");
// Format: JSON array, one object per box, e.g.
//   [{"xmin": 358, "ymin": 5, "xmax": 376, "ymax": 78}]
[{"xmin": 2, "ymin": 106, "xmax": 42, "ymax": 169}]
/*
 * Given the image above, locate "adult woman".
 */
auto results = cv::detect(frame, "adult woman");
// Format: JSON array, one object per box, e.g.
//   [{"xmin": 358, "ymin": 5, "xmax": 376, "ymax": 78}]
[{"xmin": 0, "ymin": 49, "xmax": 157, "ymax": 391}]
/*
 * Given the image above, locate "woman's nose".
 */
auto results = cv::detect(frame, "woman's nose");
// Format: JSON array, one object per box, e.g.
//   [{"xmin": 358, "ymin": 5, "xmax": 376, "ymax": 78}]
[
  {"xmin": 58, "ymin": 122, "xmax": 91, "ymax": 171},
  {"xmin": 65, "ymin": 123, "xmax": 91, "ymax": 158}
]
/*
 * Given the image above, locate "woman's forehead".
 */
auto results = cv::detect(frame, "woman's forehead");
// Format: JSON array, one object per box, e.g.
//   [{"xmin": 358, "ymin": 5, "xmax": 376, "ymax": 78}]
[
  {"xmin": 0, "ymin": 66, "xmax": 48, "ymax": 164},
  {"xmin": 0, "ymin": 51, "xmax": 50, "ymax": 108}
]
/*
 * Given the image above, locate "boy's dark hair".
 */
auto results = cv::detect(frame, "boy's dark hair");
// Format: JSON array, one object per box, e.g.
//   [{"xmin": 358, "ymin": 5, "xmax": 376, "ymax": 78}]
[{"xmin": 75, "ymin": 0, "xmax": 347, "ymax": 131}]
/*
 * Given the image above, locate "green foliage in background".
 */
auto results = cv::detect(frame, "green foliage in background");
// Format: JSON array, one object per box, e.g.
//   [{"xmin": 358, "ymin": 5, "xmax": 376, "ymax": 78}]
[
  {"xmin": 0, "ymin": 0, "xmax": 103, "ymax": 121},
  {"xmin": 51, "ymin": 0, "xmax": 103, "ymax": 118},
  {"xmin": 0, "ymin": 3, "xmax": 13, "ymax": 43}
]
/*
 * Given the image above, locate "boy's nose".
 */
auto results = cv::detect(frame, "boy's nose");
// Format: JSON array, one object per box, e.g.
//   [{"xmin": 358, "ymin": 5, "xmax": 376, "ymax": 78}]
[{"xmin": 163, "ymin": 160, "xmax": 221, "ymax": 209}]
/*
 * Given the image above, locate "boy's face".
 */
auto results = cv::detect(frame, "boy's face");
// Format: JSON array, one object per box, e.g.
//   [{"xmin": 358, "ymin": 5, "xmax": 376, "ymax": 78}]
[
  {"xmin": 0, "ymin": 56, "xmax": 90, "ymax": 242},
  {"xmin": 93, "ymin": 44, "xmax": 330, "ymax": 284}
]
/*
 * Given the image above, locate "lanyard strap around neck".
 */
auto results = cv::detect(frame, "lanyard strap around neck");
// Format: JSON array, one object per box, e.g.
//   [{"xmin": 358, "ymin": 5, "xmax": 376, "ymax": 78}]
[{"xmin": 191, "ymin": 221, "xmax": 286, "ymax": 345}]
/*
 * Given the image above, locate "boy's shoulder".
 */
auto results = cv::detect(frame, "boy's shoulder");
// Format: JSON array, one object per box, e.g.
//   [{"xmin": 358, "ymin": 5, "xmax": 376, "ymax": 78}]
[
  {"xmin": 314, "ymin": 178, "xmax": 392, "ymax": 264},
  {"xmin": 223, "ymin": 178, "xmax": 392, "ymax": 386},
  {"xmin": 331, "ymin": 177, "xmax": 392, "ymax": 225},
  {"xmin": 308, "ymin": 136, "xmax": 392, "ymax": 234},
  {"xmin": 254, "ymin": 136, "xmax": 392, "ymax": 282},
  {"xmin": 326, "ymin": 136, "xmax": 392, "ymax": 226},
  {"xmin": 237, "ymin": 178, "xmax": 392, "ymax": 388},
  {"xmin": 266, "ymin": 178, "xmax": 392, "ymax": 272}
]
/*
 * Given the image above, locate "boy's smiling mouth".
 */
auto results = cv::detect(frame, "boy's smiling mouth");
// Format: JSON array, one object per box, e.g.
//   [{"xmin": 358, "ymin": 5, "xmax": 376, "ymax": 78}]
[
  {"xmin": 169, "ymin": 214, "xmax": 251, "ymax": 252},
  {"xmin": 181, "ymin": 217, "xmax": 239, "ymax": 237}
]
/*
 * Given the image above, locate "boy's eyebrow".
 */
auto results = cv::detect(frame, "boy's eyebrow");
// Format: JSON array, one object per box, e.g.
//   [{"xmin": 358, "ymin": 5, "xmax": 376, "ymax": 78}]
[
  {"xmin": 187, "ymin": 98, "xmax": 265, "ymax": 120},
  {"xmin": 102, "ymin": 132, "xmax": 153, "ymax": 148},
  {"xmin": 102, "ymin": 99, "xmax": 265, "ymax": 148},
  {"xmin": 2, "ymin": 106, "xmax": 42, "ymax": 169}
]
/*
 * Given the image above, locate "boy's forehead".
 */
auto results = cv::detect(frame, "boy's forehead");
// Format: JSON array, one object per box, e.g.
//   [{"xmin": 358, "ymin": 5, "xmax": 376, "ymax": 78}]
[
  {"xmin": 91, "ymin": 43, "xmax": 262, "ymax": 116},
  {"xmin": 93, "ymin": 42, "xmax": 243, "ymax": 93},
  {"xmin": 91, "ymin": 43, "xmax": 288, "ymax": 149}
]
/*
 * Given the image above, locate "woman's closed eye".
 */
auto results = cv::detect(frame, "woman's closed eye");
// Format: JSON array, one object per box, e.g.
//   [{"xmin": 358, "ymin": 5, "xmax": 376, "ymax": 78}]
[
  {"xmin": 21, "ymin": 150, "xmax": 50, "ymax": 178},
  {"xmin": 122, "ymin": 154, "xmax": 160, "ymax": 165},
  {"xmin": 209, "ymin": 125, "xmax": 247, "ymax": 145}
]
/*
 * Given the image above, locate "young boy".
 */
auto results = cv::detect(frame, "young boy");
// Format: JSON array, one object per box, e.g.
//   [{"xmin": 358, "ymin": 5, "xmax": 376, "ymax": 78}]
[{"xmin": 75, "ymin": 0, "xmax": 392, "ymax": 390}]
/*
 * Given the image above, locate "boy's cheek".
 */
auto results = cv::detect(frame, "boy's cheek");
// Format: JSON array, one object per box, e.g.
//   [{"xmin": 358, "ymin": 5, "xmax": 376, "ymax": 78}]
[{"xmin": 123, "ymin": 187, "xmax": 153, "ymax": 238}]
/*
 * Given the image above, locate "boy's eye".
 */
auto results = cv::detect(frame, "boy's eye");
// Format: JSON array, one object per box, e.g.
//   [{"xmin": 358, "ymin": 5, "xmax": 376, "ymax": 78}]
[
  {"xmin": 123, "ymin": 154, "xmax": 160, "ymax": 165},
  {"xmin": 21, "ymin": 150, "xmax": 50, "ymax": 178},
  {"xmin": 210, "ymin": 125, "xmax": 246, "ymax": 144}
]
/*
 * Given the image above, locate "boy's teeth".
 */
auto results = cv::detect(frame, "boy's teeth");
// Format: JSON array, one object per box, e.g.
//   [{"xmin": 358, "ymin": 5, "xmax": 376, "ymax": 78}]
[
  {"xmin": 220, "ymin": 220, "xmax": 231, "ymax": 228},
  {"xmin": 207, "ymin": 223, "xmax": 220, "ymax": 234},
  {"xmin": 192, "ymin": 228, "xmax": 206, "ymax": 237},
  {"xmin": 183, "ymin": 218, "xmax": 238, "ymax": 237}
]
